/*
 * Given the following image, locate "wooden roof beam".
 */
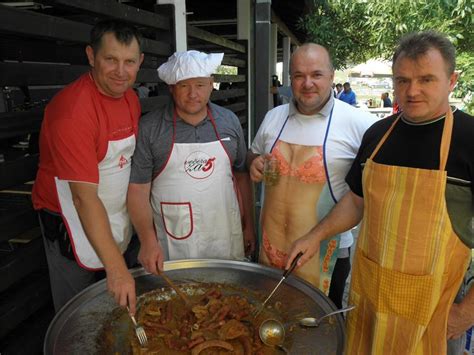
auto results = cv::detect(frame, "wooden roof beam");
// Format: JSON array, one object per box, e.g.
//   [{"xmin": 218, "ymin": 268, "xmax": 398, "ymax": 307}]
[{"xmin": 271, "ymin": 10, "xmax": 300, "ymax": 46}]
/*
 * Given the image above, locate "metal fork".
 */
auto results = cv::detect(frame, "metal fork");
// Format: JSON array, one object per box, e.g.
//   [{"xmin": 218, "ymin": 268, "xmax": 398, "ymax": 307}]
[{"xmin": 127, "ymin": 307, "xmax": 148, "ymax": 347}]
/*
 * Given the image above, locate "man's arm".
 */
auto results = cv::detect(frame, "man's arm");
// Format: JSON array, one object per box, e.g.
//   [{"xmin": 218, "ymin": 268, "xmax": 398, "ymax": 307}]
[
  {"xmin": 350, "ymin": 93, "xmax": 357, "ymax": 106},
  {"xmin": 234, "ymin": 171, "xmax": 256, "ymax": 256},
  {"xmin": 448, "ymin": 280, "xmax": 474, "ymax": 339},
  {"xmin": 285, "ymin": 190, "xmax": 364, "ymax": 269},
  {"xmin": 127, "ymin": 182, "xmax": 164, "ymax": 274},
  {"xmin": 69, "ymin": 182, "xmax": 136, "ymax": 314}
]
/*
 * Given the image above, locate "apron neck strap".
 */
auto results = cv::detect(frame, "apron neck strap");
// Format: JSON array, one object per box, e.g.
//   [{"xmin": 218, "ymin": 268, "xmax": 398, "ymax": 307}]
[
  {"xmin": 439, "ymin": 108, "xmax": 453, "ymax": 171},
  {"xmin": 206, "ymin": 106, "xmax": 221, "ymax": 140},
  {"xmin": 369, "ymin": 112, "xmax": 402, "ymax": 160},
  {"xmin": 369, "ymin": 108, "xmax": 454, "ymax": 171}
]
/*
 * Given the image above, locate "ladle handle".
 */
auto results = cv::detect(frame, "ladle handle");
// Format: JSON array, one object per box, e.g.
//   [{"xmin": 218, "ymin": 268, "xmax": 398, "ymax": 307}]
[
  {"xmin": 318, "ymin": 304, "xmax": 356, "ymax": 324},
  {"xmin": 283, "ymin": 252, "xmax": 303, "ymax": 278},
  {"xmin": 159, "ymin": 271, "xmax": 192, "ymax": 307}
]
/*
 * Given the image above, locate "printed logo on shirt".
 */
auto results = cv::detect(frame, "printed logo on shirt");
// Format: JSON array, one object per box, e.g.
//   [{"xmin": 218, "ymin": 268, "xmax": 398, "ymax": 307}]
[
  {"xmin": 118, "ymin": 155, "xmax": 128, "ymax": 168},
  {"xmin": 111, "ymin": 126, "xmax": 134, "ymax": 139},
  {"xmin": 184, "ymin": 151, "xmax": 216, "ymax": 179}
]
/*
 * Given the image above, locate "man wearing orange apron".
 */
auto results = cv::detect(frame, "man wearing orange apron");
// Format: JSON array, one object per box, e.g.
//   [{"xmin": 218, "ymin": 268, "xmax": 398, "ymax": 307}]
[
  {"xmin": 286, "ymin": 31, "xmax": 473, "ymax": 354},
  {"xmin": 32, "ymin": 20, "xmax": 144, "ymax": 313},
  {"xmin": 127, "ymin": 51, "xmax": 255, "ymax": 273},
  {"xmin": 248, "ymin": 44, "xmax": 376, "ymax": 305}
]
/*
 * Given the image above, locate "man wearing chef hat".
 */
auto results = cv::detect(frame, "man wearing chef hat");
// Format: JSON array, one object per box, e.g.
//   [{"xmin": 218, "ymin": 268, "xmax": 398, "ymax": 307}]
[{"xmin": 127, "ymin": 50, "xmax": 255, "ymax": 273}]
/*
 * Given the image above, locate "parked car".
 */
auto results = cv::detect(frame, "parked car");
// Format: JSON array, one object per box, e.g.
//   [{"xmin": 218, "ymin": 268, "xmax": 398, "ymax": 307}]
[{"xmin": 369, "ymin": 82, "xmax": 391, "ymax": 89}]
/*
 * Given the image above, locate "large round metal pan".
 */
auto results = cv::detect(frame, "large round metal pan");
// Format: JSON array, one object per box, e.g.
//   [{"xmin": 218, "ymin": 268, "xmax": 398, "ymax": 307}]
[{"xmin": 44, "ymin": 259, "xmax": 345, "ymax": 354}]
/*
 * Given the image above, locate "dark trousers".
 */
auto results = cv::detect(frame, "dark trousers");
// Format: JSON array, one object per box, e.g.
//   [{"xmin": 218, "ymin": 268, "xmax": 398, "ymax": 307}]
[
  {"xmin": 328, "ymin": 248, "xmax": 351, "ymax": 309},
  {"xmin": 38, "ymin": 209, "xmax": 139, "ymax": 312}
]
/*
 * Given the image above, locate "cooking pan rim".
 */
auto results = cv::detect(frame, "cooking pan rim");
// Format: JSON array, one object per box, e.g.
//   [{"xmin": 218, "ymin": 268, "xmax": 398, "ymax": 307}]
[{"xmin": 44, "ymin": 258, "xmax": 346, "ymax": 354}]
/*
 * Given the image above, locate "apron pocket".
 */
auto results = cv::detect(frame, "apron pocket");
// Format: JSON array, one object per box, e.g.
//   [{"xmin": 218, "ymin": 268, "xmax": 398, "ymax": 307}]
[
  {"xmin": 160, "ymin": 202, "xmax": 193, "ymax": 240},
  {"xmin": 353, "ymin": 250, "xmax": 436, "ymax": 326}
]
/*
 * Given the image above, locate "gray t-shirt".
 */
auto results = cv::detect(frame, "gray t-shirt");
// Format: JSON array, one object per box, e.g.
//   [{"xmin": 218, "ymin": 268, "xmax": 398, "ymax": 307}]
[{"xmin": 130, "ymin": 99, "xmax": 248, "ymax": 184}]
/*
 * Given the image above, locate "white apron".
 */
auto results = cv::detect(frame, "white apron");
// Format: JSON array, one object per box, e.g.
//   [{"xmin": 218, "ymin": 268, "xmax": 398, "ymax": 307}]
[
  {"xmin": 55, "ymin": 134, "xmax": 136, "ymax": 270},
  {"xmin": 150, "ymin": 108, "xmax": 244, "ymax": 260}
]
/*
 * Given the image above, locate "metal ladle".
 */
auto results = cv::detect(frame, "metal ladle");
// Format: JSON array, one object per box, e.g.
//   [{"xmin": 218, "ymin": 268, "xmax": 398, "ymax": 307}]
[
  {"xmin": 259, "ymin": 319, "xmax": 289, "ymax": 354},
  {"xmin": 299, "ymin": 304, "xmax": 356, "ymax": 327}
]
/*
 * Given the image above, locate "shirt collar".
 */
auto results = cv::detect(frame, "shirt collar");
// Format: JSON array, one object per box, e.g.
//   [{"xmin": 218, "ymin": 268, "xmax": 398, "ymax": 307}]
[
  {"xmin": 288, "ymin": 92, "xmax": 334, "ymax": 118},
  {"xmin": 401, "ymin": 105, "xmax": 457, "ymax": 126}
]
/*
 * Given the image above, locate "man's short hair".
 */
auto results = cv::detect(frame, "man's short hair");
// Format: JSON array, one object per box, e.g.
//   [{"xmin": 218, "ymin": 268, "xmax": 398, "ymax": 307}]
[
  {"xmin": 336, "ymin": 83, "xmax": 342, "ymax": 88},
  {"xmin": 343, "ymin": 82, "xmax": 350, "ymax": 87},
  {"xmin": 90, "ymin": 19, "xmax": 142, "ymax": 53},
  {"xmin": 392, "ymin": 31, "xmax": 455, "ymax": 75}
]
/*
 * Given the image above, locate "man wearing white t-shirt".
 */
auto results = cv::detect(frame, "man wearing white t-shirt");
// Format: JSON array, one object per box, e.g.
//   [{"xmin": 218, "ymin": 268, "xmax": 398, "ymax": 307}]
[{"xmin": 247, "ymin": 43, "xmax": 376, "ymax": 308}]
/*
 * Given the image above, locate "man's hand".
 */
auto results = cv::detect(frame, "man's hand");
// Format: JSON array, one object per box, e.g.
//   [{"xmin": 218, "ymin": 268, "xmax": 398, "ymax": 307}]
[
  {"xmin": 138, "ymin": 237, "xmax": 165, "ymax": 275},
  {"xmin": 447, "ymin": 300, "xmax": 474, "ymax": 339},
  {"xmin": 285, "ymin": 232, "xmax": 322, "ymax": 270},
  {"xmin": 107, "ymin": 268, "xmax": 136, "ymax": 316},
  {"xmin": 249, "ymin": 154, "xmax": 270, "ymax": 182},
  {"xmin": 285, "ymin": 191, "xmax": 364, "ymax": 270}
]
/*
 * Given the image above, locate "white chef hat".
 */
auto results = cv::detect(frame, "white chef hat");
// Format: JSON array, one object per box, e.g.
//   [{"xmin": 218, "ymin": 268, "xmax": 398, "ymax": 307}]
[{"xmin": 157, "ymin": 50, "xmax": 224, "ymax": 85}]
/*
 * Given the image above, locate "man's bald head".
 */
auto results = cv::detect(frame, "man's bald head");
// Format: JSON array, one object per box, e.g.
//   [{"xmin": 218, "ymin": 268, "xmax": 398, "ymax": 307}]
[
  {"xmin": 290, "ymin": 43, "xmax": 334, "ymax": 75},
  {"xmin": 289, "ymin": 43, "xmax": 335, "ymax": 115}
]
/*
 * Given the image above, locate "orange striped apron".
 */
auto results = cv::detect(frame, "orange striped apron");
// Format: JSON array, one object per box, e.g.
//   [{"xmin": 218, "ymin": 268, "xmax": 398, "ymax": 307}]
[{"xmin": 346, "ymin": 109, "xmax": 471, "ymax": 354}]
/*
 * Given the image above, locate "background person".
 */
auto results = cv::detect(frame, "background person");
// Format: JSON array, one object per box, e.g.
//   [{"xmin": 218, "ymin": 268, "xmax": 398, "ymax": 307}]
[
  {"xmin": 247, "ymin": 43, "xmax": 376, "ymax": 307},
  {"xmin": 381, "ymin": 92, "xmax": 392, "ymax": 107},
  {"xmin": 127, "ymin": 50, "xmax": 255, "ymax": 274},
  {"xmin": 286, "ymin": 31, "xmax": 474, "ymax": 354},
  {"xmin": 32, "ymin": 20, "xmax": 144, "ymax": 314},
  {"xmin": 270, "ymin": 79, "xmax": 293, "ymax": 106},
  {"xmin": 338, "ymin": 82, "xmax": 357, "ymax": 106},
  {"xmin": 136, "ymin": 82, "xmax": 150, "ymax": 98},
  {"xmin": 335, "ymin": 83, "xmax": 343, "ymax": 99}
]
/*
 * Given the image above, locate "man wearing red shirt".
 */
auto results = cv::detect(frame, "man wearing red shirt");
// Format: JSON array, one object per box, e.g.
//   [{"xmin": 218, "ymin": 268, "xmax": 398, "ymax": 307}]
[{"xmin": 32, "ymin": 20, "xmax": 144, "ymax": 314}]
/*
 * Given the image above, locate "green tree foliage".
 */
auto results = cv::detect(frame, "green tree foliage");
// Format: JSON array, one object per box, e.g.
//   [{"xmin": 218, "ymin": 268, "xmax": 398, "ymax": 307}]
[
  {"xmin": 216, "ymin": 65, "xmax": 238, "ymax": 75},
  {"xmin": 455, "ymin": 53, "xmax": 474, "ymax": 113},
  {"xmin": 300, "ymin": 0, "xmax": 474, "ymax": 112},
  {"xmin": 297, "ymin": 1, "xmax": 369, "ymax": 69}
]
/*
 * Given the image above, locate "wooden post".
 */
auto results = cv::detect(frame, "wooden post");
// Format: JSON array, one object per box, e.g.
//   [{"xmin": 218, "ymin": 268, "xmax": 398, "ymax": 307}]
[
  {"xmin": 282, "ymin": 36, "xmax": 291, "ymax": 87},
  {"xmin": 254, "ymin": 0, "xmax": 271, "ymax": 133},
  {"xmin": 237, "ymin": 0, "xmax": 253, "ymax": 146},
  {"xmin": 156, "ymin": 0, "xmax": 187, "ymax": 51}
]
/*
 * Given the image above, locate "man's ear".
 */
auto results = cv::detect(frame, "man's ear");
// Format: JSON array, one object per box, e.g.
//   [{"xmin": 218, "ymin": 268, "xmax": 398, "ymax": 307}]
[
  {"xmin": 449, "ymin": 71, "xmax": 459, "ymax": 92},
  {"xmin": 139, "ymin": 53, "xmax": 144, "ymax": 66},
  {"xmin": 85, "ymin": 45, "xmax": 95, "ymax": 67}
]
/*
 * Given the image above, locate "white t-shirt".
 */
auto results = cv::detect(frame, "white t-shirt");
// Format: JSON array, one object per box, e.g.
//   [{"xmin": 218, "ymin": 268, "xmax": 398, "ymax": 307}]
[{"xmin": 251, "ymin": 95, "xmax": 377, "ymax": 248}]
